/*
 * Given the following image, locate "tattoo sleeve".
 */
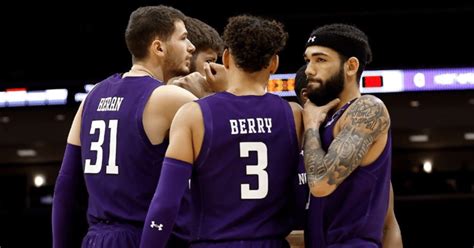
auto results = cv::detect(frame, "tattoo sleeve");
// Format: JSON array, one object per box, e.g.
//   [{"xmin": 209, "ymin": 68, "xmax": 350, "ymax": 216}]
[{"xmin": 304, "ymin": 96, "xmax": 390, "ymax": 191}]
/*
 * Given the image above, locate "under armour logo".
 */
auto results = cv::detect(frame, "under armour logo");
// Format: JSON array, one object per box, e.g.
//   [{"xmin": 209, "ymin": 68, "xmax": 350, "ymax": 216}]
[
  {"xmin": 150, "ymin": 221, "xmax": 163, "ymax": 231},
  {"xmin": 307, "ymin": 36, "xmax": 316, "ymax": 43}
]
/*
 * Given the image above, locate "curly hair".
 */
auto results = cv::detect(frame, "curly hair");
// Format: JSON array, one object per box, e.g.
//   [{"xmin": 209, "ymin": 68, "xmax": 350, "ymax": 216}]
[
  {"xmin": 185, "ymin": 17, "xmax": 224, "ymax": 55},
  {"xmin": 125, "ymin": 5, "xmax": 186, "ymax": 60},
  {"xmin": 223, "ymin": 15, "xmax": 288, "ymax": 73}
]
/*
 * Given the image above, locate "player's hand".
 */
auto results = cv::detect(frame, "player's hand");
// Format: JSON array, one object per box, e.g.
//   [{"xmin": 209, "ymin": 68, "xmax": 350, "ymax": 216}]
[
  {"xmin": 169, "ymin": 72, "xmax": 210, "ymax": 98},
  {"xmin": 303, "ymin": 98, "xmax": 340, "ymax": 129},
  {"xmin": 204, "ymin": 62, "xmax": 228, "ymax": 92}
]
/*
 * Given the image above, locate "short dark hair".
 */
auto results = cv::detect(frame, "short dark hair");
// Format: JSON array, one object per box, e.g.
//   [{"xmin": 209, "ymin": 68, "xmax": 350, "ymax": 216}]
[
  {"xmin": 306, "ymin": 23, "xmax": 372, "ymax": 80},
  {"xmin": 185, "ymin": 17, "xmax": 224, "ymax": 55},
  {"xmin": 125, "ymin": 5, "xmax": 186, "ymax": 60},
  {"xmin": 294, "ymin": 64, "xmax": 308, "ymax": 104},
  {"xmin": 223, "ymin": 15, "xmax": 288, "ymax": 73}
]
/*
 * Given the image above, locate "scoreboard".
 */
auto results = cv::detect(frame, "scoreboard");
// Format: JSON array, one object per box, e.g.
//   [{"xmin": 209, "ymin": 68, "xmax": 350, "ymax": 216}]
[
  {"xmin": 1, "ymin": 67, "xmax": 473, "ymax": 108},
  {"xmin": 267, "ymin": 67, "xmax": 474, "ymax": 97}
]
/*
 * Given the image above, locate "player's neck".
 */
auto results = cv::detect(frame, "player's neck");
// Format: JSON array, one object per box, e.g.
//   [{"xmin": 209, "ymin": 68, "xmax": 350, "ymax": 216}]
[
  {"xmin": 227, "ymin": 85, "xmax": 266, "ymax": 96},
  {"xmin": 226, "ymin": 71, "xmax": 268, "ymax": 96},
  {"xmin": 125, "ymin": 63, "xmax": 163, "ymax": 81},
  {"xmin": 337, "ymin": 83, "xmax": 360, "ymax": 110}
]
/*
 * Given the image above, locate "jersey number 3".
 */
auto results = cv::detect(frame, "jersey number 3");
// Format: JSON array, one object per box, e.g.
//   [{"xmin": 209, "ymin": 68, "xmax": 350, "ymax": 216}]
[
  {"xmin": 84, "ymin": 120, "xmax": 119, "ymax": 175},
  {"xmin": 240, "ymin": 142, "xmax": 268, "ymax": 199}
]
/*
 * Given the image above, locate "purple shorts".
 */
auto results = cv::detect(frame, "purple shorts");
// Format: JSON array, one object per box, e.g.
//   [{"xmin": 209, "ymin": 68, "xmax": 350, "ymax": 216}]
[
  {"xmin": 327, "ymin": 239, "xmax": 379, "ymax": 248},
  {"xmin": 81, "ymin": 222, "xmax": 141, "ymax": 248},
  {"xmin": 190, "ymin": 239, "xmax": 289, "ymax": 248},
  {"xmin": 81, "ymin": 222, "xmax": 189, "ymax": 248}
]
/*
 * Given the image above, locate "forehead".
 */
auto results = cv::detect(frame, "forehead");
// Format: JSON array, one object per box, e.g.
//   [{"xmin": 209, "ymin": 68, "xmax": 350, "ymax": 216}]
[
  {"xmin": 304, "ymin": 45, "xmax": 339, "ymax": 58},
  {"xmin": 196, "ymin": 48, "xmax": 218, "ymax": 57},
  {"xmin": 171, "ymin": 20, "xmax": 187, "ymax": 36}
]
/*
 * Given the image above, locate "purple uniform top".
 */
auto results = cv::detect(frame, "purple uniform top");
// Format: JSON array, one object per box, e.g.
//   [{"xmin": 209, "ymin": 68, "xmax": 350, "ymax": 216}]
[
  {"xmin": 306, "ymin": 98, "xmax": 391, "ymax": 248},
  {"xmin": 189, "ymin": 91, "xmax": 300, "ymax": 243},
  {"xmin": 80, "ymin": 74, "xmax": 168, "ymax": 225},
  {"xmin": 290, "ymin": 153, "xmax": 309, "ymax": 230}
]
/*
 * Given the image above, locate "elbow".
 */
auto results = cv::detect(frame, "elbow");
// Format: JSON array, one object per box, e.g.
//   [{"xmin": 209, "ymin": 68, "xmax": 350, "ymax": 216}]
[
  {"xmin": 310, "ymin": 187, "xmax": 331, "ymax": 197},
  {"xmin": 309, "ymin": 182, "xmax": 336, "ymax": 197}
]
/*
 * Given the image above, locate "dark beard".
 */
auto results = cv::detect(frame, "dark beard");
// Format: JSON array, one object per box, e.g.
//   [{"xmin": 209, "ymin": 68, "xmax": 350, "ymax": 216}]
[{"xmin": 306, "ymin": 67, "xmax": 345, "ymax": 106}]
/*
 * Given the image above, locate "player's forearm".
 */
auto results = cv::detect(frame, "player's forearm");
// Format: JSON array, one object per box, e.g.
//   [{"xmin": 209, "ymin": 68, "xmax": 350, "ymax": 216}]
[
  {"xmin": 303, "ymin": 127, "xmax": 327, "ymax": 185},
  {"xmin": 382, "ymin": 224, "xmax": 403, "ymax": 248},
  {"xmin": 140, "ymin": 201, "xmax": 179, "ymax": 248},
  {"xmin": 304, "ymin": 127, "xmax": 341, "ymax": 197},
  {"xmin": 52, "ymin": 176, "xmax": 88, "ymax": 247},
  {"xmin": 140, "ymin": 158, "xmax": 192, "ymax": 248},
  {"xmin": 52, "ymin": 144, "xmax": 87, "ymax": 248}
]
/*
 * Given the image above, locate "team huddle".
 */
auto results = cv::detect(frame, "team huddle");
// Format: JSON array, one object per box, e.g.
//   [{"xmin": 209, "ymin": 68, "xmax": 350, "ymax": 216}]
[{"xmin": 52, "ymin": 5, "xmax": 402, "ymax": 248}]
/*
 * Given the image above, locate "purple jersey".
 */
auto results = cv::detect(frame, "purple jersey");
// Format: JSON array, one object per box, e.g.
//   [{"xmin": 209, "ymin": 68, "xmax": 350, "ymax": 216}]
[
  {"xmin": 80, "ymin": 74, "xmax": 167, "ymax": 225},
  {"xmin": 190, "ymin": 92, "xmax": 300, "ymax": 243},
  {"xmin": 290, "ymin": 153, "xmax": 309, "ymax": 230},
  {"xmin": 305, "ymin": 98, "xmax": 391, "ymax": 248}
]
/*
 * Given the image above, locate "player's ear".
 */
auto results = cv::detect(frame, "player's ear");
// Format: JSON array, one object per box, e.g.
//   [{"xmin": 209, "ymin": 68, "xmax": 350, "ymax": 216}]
[
  {"xmin": 269, "ymin": 55, "xmax": 279, "ymax": 74},
  {"xmin": 300, "ymin": 88, "xmax": 308, "ymax": 103},
  {"xmin": 222, "ymin": 48, "xmax": 230, "ymax": 69},
  {"xmin": 151, "ymin": 38, "xmax": 165, "ymax": 57},
  {"xmin": 346, "ymin": 56, "xmax": 359, "ymax": 77}
]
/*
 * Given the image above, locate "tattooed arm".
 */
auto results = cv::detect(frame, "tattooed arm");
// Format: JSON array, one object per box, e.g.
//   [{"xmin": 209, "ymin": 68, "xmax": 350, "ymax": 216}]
[{"xmin": 303, "ymin": 95, "xmax": 390, "ymax": 196}]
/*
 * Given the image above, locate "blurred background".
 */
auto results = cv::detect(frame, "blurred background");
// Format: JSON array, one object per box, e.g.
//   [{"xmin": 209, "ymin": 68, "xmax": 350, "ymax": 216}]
[{"xmin": 0, "ymin": 1, "xmax": 473, "ymax": 247}]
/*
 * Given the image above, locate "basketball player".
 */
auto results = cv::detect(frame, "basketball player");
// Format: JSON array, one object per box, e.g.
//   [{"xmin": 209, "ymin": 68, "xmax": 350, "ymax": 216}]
[
  {"xmin": 52, "ymin": 5, "xmax": 199, "ymax": 248},
  {"xmin": 301, "ymin": 23, "xmax": 402, "ymax": 247},
  {"xmin": 168, "ymin": 16, "xmax": 224, "ymax": 248},
  {"xmin": 140, "ymin": 15, "xmax": 303, "ymax": 248},
  {"xmin": 184, "ymin": 17, "xmax": 224, "ymax": 77},
  {"xmin": 168, "ymin": 16, "xmax": 226, "ymax": 98},
  {"xmin": 293, "ymin": 62, "xmax": 402, "ymax": 247}
]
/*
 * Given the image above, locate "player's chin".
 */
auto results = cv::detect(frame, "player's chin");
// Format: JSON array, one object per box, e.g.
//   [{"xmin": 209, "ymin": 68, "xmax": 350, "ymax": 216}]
[
  {"xmin": 183, "ymin": 62, "xmax": 192, "ymax": 73},
  {"xmin": 178, "ymin": 65, "xmax": 191, "ymax": 76}
]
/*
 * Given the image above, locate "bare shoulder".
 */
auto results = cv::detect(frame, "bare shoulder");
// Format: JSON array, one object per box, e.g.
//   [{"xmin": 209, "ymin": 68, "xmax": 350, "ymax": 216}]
[
  {"xmin": 150, "ymin": 85, "xmax": 197, "ymax": 104},
  {"xmin": 147, "ymin": 85, "xmax": 198, "ymax": 117},
  {"xmin": 288, "ymin": 101, "xmax": 303, "ymax": 113},
  {"xmin": 288, "ymin": 101, "xmax": 303, "ymax": 127},
  {"xmin": 353, "ymin": 95, "xmax": 389, "ymax": 115},
  {"xmin": 341, "ymin": 94, "xmax": 390, "ymax": 133},
  {"xmin": 174, "ymin": 101, "xmax": 202, "ymax": 121},
  {"xmin": 358, "ymin": 94, "xmax": 388, "ymax": 107},
  {"xmin": 67, "ymin": 100, "xmax": 85, "ymax": 145},
  {"xmin": 142, "ymin": 85, "xmax": 199, "ymax": 144},
  {"xmin": 288, "ymin": 101, "xmax": 303, "ymax": 148}
]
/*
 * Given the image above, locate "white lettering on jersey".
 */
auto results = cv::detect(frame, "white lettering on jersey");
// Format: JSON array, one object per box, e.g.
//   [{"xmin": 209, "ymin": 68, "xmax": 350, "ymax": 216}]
[
  {"xmin": 97, "ymin": 97, "xmax": 124, "ymax": 111},
  {"xmin": 247, "ymin": 118, "xmax": 256, "ymax": 133},
  {"xmin": 238, "ymin": 119, "xmax": 247, "ymax": 134},
  {"xmin": 229, "ymin": 118, "xmax": 273, "ymax": 135},
  {"xmin": 257, "ymin": 118, "xmax": 265, "ymax": 133},
  {"xmin": 264, "ymin": 118, "xmax": 272, "ymax": 133},
  {"xmin": 298, "ymin": 173, "xmax": 307, "ymax": 185},
  {"xmin": 230, "ymin": 120, "xmax": 239, "ymax": 134}
]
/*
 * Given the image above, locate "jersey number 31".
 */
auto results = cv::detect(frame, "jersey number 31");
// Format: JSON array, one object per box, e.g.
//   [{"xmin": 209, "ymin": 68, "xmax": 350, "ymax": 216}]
[{"xmin": 84, "ymin": 120, "xmax": 119, "ymax": 175}]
